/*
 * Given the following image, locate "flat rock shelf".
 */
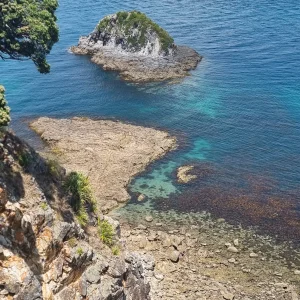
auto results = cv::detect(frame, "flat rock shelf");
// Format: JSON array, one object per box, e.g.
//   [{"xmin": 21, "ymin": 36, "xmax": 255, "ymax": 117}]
[{"xmin": 30, "ymin": 117, "xmax": 177, "ymax": 213}]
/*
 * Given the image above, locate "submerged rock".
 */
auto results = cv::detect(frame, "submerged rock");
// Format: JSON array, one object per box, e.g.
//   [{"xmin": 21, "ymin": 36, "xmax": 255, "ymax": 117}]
[
  {"xmin": 177, "ymin": 165, "xmax": 197, "ymax": 184},
  {"xmin": 71, "ymin": 11, "xmax": 202, "ymax": 82}
]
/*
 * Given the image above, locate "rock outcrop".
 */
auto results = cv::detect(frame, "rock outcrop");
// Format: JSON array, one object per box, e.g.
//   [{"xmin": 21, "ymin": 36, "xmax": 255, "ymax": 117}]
[
  {"xmin": 30, "ymin": 117, "xmax": 176, "ymax": 213},
  {"xmin": 176, "ymin": 165, "xmax": 197, "ymax": 184},
  {"xmin": 71, "ymin": 11, "xmax": 202, "ymax": 82},
  {"xmin": 0, "ymin": 132, "xmax": 154, "ymax": 299}
]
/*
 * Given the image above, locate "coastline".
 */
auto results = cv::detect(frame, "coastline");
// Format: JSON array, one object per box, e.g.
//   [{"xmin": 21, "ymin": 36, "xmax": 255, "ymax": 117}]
[
  {"xmin": 111, "ymin": 205, "xmax": 300, "ymax": 299},
  {"xmin": 29, "ymin": 117, "xmax": 300, "ymax": 299}
]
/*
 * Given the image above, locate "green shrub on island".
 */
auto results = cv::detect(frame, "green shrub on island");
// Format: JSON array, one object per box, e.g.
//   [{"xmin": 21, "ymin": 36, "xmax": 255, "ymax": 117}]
[
  {"xmin": 64, "ymin": 172, "xmax": 96, "ymax": 226},
  {"xmin": 97, "ymin": 11, "xmax": 174, "ymax": 53},
  {"xmin": 0, "ymin": 86, "xmax": 10, "ymax": 127}
]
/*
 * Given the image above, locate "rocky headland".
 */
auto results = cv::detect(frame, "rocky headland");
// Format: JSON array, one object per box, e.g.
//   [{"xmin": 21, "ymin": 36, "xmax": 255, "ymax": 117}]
[{"xmin": 70, "ymin": 11, "xmax": 202, "ymax": 82}]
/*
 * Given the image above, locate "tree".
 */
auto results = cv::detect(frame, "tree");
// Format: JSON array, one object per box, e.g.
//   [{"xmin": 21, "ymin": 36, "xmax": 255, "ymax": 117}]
[
  {"xmin": 0, "ymin": 85, "xmax": 10, "ymax": 126},
  {"xmin": 0, "ymin": 0, "xmax": 59, "ymax": 126}
]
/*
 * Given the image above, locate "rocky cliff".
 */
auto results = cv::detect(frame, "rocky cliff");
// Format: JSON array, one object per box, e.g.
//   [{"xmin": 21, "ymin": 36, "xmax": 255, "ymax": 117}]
[
  {"xmin": 0, "ymin": 132, "xmax": 154, "ymax": 299},
  {"xmin": 79, "ymin": 11, "xmax": 175, "ymax": 57},
  {"xmin": 71, "ymin": 11, "xmax": 202, "ymax": 82}
]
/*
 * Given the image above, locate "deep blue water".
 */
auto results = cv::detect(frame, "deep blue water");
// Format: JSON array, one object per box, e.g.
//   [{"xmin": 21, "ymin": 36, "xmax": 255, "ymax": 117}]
[{"xmin": 1, "ymin": 0, "xmax": 300, "ymax": 237}]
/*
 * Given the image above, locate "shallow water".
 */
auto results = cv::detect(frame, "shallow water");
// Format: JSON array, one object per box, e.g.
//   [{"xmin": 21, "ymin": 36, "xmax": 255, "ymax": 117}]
[{"xmin": 1, "ymin": 0, "xmax": 300, "ymax": 240}]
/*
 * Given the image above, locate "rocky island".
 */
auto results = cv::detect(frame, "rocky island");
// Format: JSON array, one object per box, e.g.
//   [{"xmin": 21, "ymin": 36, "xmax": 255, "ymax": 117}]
[{"xmin": 71, "ymin": 11, "xmax": 202, "ymax": 82}]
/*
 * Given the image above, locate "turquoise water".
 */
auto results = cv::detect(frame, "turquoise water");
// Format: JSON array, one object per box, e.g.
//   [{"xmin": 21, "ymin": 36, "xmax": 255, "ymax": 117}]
[{"xmin": 1, "ymin": 0, "xmax": 300, "ymax": 239}]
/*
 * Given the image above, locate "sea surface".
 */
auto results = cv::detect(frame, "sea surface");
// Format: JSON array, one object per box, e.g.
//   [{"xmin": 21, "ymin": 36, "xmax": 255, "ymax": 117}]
[{"xmin": 1, "ymin": 0, "xmax": 300, "ymax": 240}]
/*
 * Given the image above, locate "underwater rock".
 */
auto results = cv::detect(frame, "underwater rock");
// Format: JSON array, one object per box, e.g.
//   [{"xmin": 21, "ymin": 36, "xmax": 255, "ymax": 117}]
[{"xmin": 177, "ymin": 165, "xmax": 197, "ymax": 184}]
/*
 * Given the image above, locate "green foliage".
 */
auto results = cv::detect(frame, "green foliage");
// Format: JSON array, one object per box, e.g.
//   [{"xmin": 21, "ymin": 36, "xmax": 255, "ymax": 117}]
[
  {"xmin": 97, "ymin": 16, "xmax": 110, "ymax": 31},
  {"xmin": 0, "ymin": 0, "xmax": 59, "ymax": 128},
  {"xmin": 18, "ymin": 151, "xmax": 31, "ymax": 169},
  {"xmin": 98, "ymin": 219, "xmax": 114, "ymax": 246},
  {"xmin": 0, "ymin": 0, "xmax": 59, "ymax": 73},
  {"xmin": 76, "ymin": 247, "xmax": 83, "ymax": 255},
  {"xmin": 47, "ymin": 159, "xmax": 61, "ymax": 178},
  {"xmin": 0, "ymin": 86, "xmax": 10, "ymax": 127},
  {"xmin": 68, "ymin": 237, "xmax": 77, "ymax": 248},
  {"xmin": 111, "ymin": 245, "xmax": 120, "ymax": 256},
  {"xmin": 40, "ymin": 202, "xmax": 48, "ymax": 211},
  {"xmin": 64, "ymin": 172, "xmax": 96, "ymax": 227},
  {"xmin": 97, "ymin": 11, "xmax": 174, "ymax": 53}
]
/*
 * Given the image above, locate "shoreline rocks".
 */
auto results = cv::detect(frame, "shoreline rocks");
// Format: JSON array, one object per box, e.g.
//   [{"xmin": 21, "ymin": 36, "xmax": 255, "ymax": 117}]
[{"xmin": 70, "ymin": 11, "xmax": 202, "ymax": 82}]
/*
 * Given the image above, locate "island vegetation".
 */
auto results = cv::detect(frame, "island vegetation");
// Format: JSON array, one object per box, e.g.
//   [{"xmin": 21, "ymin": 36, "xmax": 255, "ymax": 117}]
[{"xmin": 97, "ymin": 11, "xmax": 174, "ymax": 52}]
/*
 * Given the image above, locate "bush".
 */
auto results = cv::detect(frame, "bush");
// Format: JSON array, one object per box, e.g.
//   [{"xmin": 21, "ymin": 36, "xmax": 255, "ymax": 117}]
[
  {"xmin": 40, "ymin": 202, "xmax": 48, "ymax": 211},
  {"xmin": 64, "ymin": 172, "xmax": 96, "ymax": 226},
  {"xmin": 47, "ymin": 159, "xmax": 62, "ymax": 178},
  {"xmin": 68, "ymin": 237, "xmax": 77, "ymax": 248},
  {"xmin": 111, "ymin": 245, "xmax": 120, "ymax": 256},
  {"xmin": 98, "ymin": 219, "xmax": 114, "ymax": 246},
  {"xmin": 0, "ymin": 86, "xmax": 10, "ymax": 127},
  {"xmin": 18, "ymin": 152, "xmax": 31, "ymax": 169},
  {"xmin": 76, "ymin": 247, "xmax": 83, "ymax": 255}
]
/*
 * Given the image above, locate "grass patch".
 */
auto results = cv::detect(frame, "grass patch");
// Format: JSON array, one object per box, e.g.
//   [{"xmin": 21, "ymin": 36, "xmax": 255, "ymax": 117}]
[
  {"xmin": 47, "ymin": 159, "xmax": 62, "ymax": 178},
  {"xmin": 40, "ymin": 202, "xmax": 48, "ymax": 211},
  {"xmin": 68, "ymin": 237, "xmax": 77, "ymax": 248},
  {"xmin": 51, "ymin": 146, "xmax": 64, "ymax": 156},
  {"xmin": 64, "ymin": 172, "xmax": 96, "ymax": 227},
  {"xmin": 98, "ymin": 219, "xmax": 114, "ymax": 246},
  {"xmin": 76, "ymin": 247, "xmax": 83, "ymax": 255},
  {"xmin": 111, "ymin": 245, "xmax": 120, "ymax": 256}
]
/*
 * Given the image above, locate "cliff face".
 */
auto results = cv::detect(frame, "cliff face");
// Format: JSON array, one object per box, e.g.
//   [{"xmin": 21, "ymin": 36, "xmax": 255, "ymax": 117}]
[
  {"xmin": 78, "ymin": 11, "xmax": 175, "ymax": 57},
  {"xmin": 0, "ymin": 132, "xmax": 153, "ymax": 300}
]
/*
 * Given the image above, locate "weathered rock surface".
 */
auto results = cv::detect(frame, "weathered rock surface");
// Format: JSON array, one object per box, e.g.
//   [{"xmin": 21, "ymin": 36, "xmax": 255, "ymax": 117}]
[
  {"xmin": 115, "ymin": 208, "xmax": 300, "ymax": 300},
  {"xmin": 70, "ymin": 11, "xmax": 202, "ymax": 82},
  {"xmin": 0, "ymin": 132, "xmax": 153, "ymax": 300},
  {"xmin": 30, "ymin": 117, "xmax": 176, "ymax": 213}
]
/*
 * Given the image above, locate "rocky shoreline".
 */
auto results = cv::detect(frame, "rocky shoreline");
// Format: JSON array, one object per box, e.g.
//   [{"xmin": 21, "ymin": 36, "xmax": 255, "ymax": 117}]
[
  {"xmin": 111, "ymin": 206, "xmax": 300, "ymax": 300},
  {"xmin": 30, "ymin": 117, "xmax": 300, "ymax": 299},
  {"xmin": 1, "ymin": 118, "xmax": 300, "ymax": 299},
  {"xmin": 71, "ymin": 45, "xmax": 202, "ymax": 82},
  {"xmin": 30, "ymin": 117, "xmax": 177, "ymax": 213}
]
